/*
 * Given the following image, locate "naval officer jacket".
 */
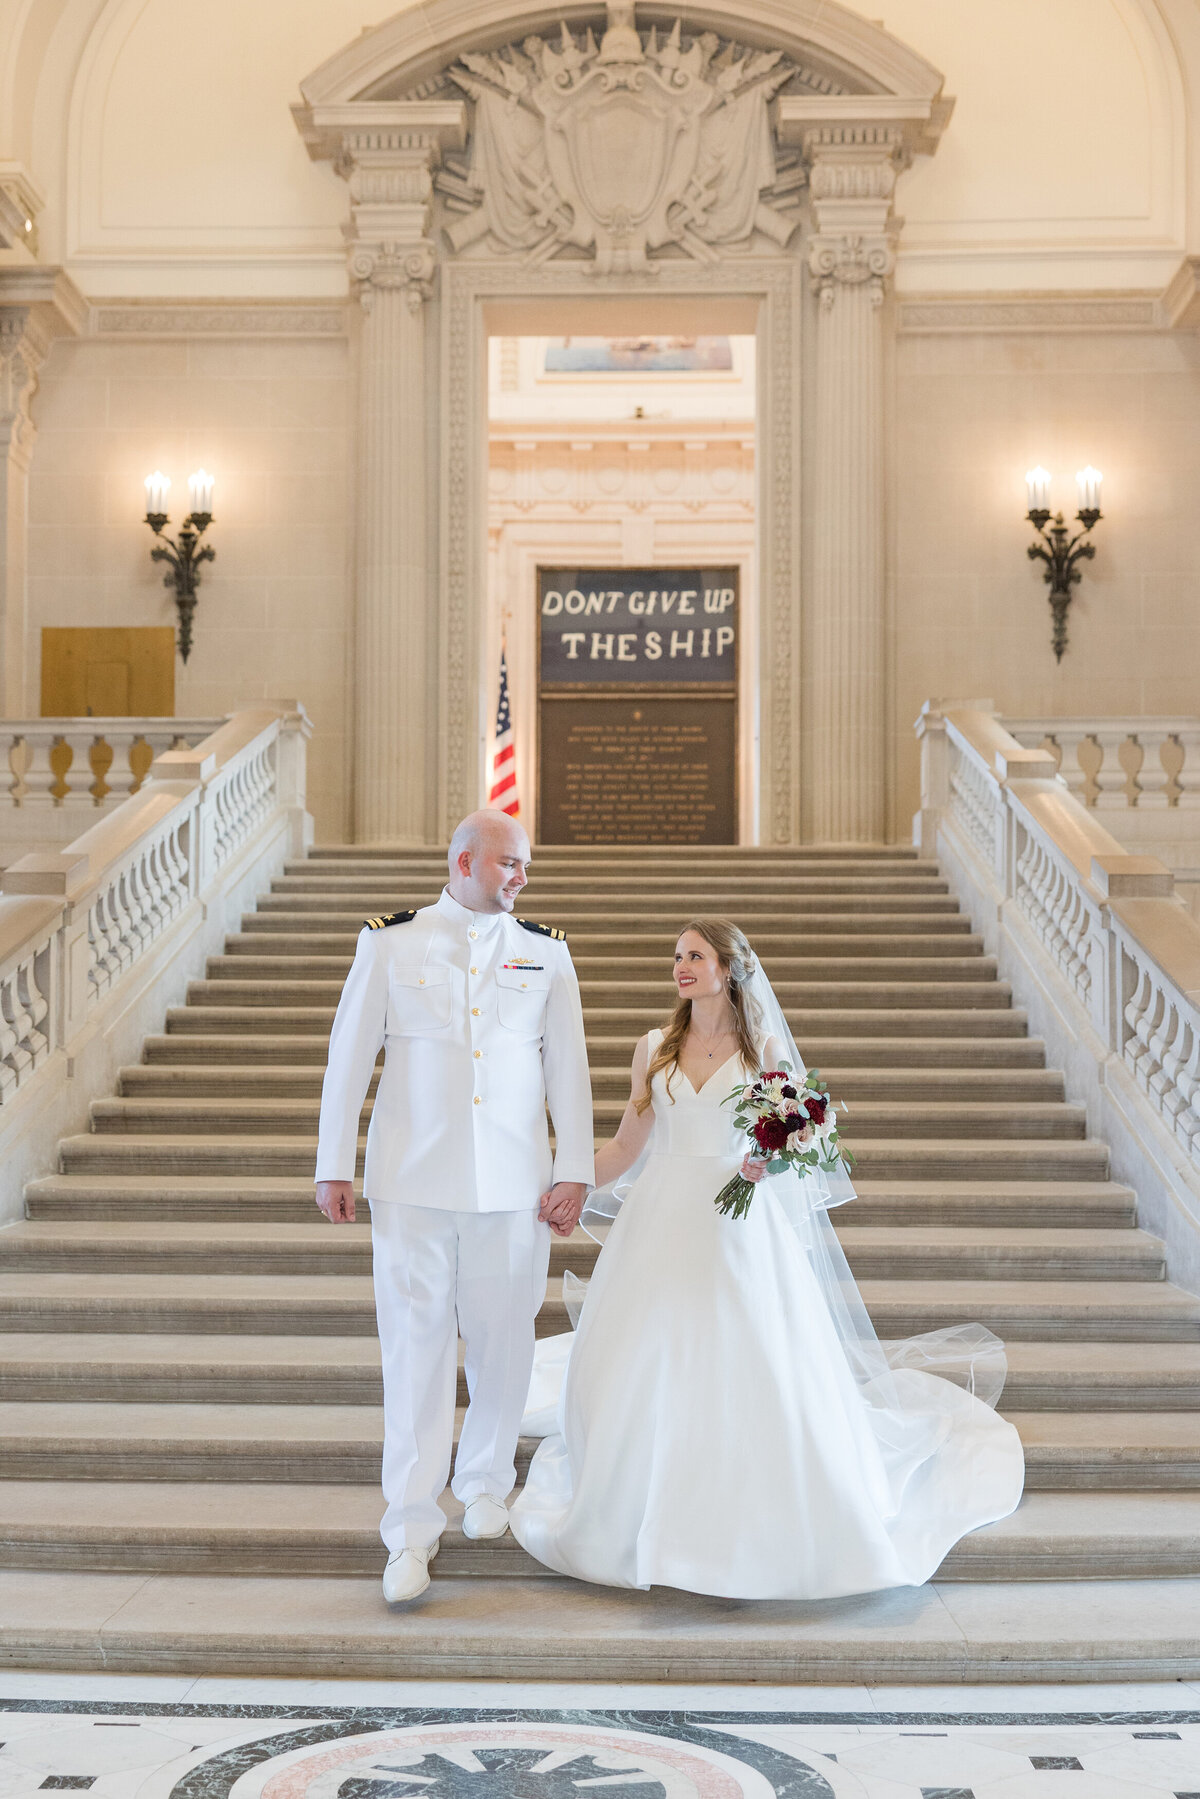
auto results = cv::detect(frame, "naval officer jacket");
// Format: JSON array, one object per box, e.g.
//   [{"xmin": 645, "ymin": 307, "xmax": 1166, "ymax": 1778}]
[{"xmin": 315, "ymin": 887, "xmax": 595, "ymax": 1210}]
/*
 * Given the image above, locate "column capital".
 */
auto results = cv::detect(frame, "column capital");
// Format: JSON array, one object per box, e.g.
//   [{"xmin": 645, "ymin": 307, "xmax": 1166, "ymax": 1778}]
[
  {"xmin": 0, "ymin": 266, "xmax": 86, "ymax": 465},
  {"xmin": 807, "ymin": 230, "xmax": 896, "ymax": 310},
  {"xmin": 348, "ymin": 240, "xmax": 437, "ymax": 313},
  {"xmin": 294, "ymin": 101, "xmax": 466, "ymax": 306}
]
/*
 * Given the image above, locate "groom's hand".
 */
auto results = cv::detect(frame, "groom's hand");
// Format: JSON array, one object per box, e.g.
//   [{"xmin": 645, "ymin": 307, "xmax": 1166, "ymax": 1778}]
[
  {"xmin": 316, "ymin": 1180, "xmax": 356, "ymax": 1223},
  {"xmin": 538, "ymin": 1181, "xmax": 587, "ymax": 1238}
]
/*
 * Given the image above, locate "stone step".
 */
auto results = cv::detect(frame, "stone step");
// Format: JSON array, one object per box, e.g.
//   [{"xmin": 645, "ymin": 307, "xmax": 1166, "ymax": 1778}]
[
  {"xmin": 240, "ymin": 911, "xmax": 975, "ymax": 938},
  {"xmin": 118, "ymin": 1063, "xmax": 1068, "ymax": 1104},
  {"xmin": 0, "ymin": 1334, "xmax": 1192, "ymax": 1410},
  {"xmin": 0, "ymin": 1401, "xmax": 1193, "ymax": 1487},
  {"xmin": 1, "ymin": 1484, "xmax": 1199, "ymax": 1582},
  {"xmin": 23, "ymin": 1175, "xmax": 1137, "ymax": 1231},
  {"xmin": 0, "ymin": 1272, "xmax": 1191, "ymax": 1339},
  {"xmin": 57, "ymin": 1132, "xmax": 1111, "ymax": 1181},
  {"xmin": 256, "ymin": 892, "xmax": 965, "ymax": 917},
  {"xmin": 183, "ymin": 977, "xmax": 1016, "ymax": 1010},
  {"xmin": 139, "ymin": 1031, "xmax": 1050, "ymax": 1069},
  {"xmin": 86, "ymin": 1096, "xmax": 1089, "ymax": 1142},
  {"xmin": 218, "ymin": 931, "xmax": 985, "ymax": 960},
  {"xmin": 270, "ymin": 873, "xmax": 948, "ymax": 897},
  {"xmin": 305, "ymin": 843, "xmax": 922, "ymax": 861},
  {"xmin": 0, "ymin": 1221, "xmax": 1161, "ymax": 1282},
  {"xmin": 5, "ymin": 1565, "xmax": 1199, "ymax": 1681},
  {"xmin": 202, "ymin": 954, "xmax": 999, "ymax": 987}
]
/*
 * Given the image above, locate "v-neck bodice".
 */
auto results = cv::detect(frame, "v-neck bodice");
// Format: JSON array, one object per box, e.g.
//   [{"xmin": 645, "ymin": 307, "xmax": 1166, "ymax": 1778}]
[{"xmin": 646, "ymin": 1029, "xmax": 747, "ymax": 1159}]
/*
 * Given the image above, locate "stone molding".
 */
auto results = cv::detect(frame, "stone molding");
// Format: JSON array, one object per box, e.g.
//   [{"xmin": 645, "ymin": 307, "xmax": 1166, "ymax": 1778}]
[
  {"xmin": 89, "ymin": 302, "xmax": 348, "ymax": 338},
  {"xmin": 896, "ymin": 292, "xmax": 1163, "ymax": 334}
]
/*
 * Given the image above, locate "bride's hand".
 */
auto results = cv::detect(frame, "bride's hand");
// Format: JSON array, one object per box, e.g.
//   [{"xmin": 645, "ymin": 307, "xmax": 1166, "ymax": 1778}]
[{"xmin": 740, "ymin": 1153, "xmax": 769, "ymax": 1183}]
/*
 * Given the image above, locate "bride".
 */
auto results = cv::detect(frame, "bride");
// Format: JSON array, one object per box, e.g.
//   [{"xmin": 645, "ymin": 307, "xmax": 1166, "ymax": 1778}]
[{"xmin": 510, "ymin": 917, "xmax": 1025, "ymax": 1600}]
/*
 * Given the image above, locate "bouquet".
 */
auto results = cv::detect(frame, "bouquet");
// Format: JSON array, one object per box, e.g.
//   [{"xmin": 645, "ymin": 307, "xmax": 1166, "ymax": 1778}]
[{"xmin": 715, "ymin": 1064, "xmax": 849, "ymax": 1219}]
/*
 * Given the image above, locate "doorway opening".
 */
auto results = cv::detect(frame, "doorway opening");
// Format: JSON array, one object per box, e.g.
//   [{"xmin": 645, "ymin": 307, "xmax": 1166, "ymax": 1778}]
[{"xmin": 484, "ymin": 317, "xmax": 757, "ymax": 846}]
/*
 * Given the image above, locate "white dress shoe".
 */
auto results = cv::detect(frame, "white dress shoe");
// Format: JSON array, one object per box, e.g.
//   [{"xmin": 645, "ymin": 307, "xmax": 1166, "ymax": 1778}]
[
  {"xmin": 462, "ymin": 1494, "xmax": 510, "ymax": 1540},
  {"xmin": 382, "ymin": 1540, "xmax": 438, "ymax": 1603}
]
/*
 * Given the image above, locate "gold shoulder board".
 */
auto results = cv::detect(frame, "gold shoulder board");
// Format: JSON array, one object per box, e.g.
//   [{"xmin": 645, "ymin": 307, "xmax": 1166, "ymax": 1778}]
[
  {"xmin": 517, "ymin": 917, "xmax": 566, "ymax": 942},
  {"xmin": 364, "ymin": 909, "xmax": 417, "ymax": 930}
]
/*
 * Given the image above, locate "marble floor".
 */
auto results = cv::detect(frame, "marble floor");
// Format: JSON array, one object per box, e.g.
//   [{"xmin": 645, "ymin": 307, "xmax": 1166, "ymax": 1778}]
[{"xmin": 0, "ymin": 1678, "xmax": 1198, "ymax": 1799}]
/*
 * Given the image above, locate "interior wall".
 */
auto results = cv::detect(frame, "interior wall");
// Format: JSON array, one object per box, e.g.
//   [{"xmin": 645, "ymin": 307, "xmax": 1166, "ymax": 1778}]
[
  {"xmin": 25, "ymin": 329, "xmax": 351, "ymax": 840},
  {"xmin": 1, "ymin": 0, "xmax": 1190, "ymax": 295},
  {"xmin": 890, "ymin": 324, "xmax": 1200, "ymax": 839}
]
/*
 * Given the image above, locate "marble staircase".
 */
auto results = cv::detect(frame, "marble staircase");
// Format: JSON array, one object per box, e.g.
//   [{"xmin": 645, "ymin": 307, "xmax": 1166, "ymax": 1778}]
[{"xmin": 3, "ymin": 842, "xmax": 1200, "ymax": 1679}]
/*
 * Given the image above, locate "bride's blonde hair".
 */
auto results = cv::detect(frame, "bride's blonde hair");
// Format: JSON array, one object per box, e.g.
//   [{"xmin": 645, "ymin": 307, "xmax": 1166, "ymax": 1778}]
[{"xmin": 636, "ymin": 917, "xmax": 763, "ymax": 1112}]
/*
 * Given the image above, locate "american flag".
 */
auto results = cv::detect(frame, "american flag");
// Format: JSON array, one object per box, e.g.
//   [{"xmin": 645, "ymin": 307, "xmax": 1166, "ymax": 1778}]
[{"xmin": 488, "ymin": 641, "xmax": 520, "ymax": 817}]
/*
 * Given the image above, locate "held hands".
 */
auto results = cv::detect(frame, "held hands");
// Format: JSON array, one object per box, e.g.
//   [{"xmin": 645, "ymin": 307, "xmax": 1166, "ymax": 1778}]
[
  {"xmin": 316, "ymin": 1180, "xmax": 356, "ymax": 1223},
  {"xmin": 740, "ymin": 1153, "xmax": 770, "ymax": 1184},
  {"xmin": 538, "ymin": 1180, "xmax": 588, "ymax": 1238}
]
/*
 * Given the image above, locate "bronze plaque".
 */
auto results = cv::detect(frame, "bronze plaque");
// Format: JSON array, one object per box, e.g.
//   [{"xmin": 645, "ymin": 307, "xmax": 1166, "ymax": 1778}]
[{"xmin": 539, "ymin": 694, "xmax": 736, "ymax": 845}]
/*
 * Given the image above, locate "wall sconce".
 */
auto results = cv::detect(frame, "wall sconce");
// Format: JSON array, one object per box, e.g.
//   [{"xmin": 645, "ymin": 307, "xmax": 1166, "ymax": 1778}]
[
  {"xmin": 1024, "ymin": 466, "xmax": 1103, "ymax": 663},
  {"xmin": 143, "ymin": 469, "xmax": 216, "ymax": 664}
]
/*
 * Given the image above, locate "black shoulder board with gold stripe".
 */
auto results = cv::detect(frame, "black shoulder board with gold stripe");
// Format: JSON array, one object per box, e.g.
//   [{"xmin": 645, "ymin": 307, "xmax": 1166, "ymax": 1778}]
[
  {"xmin": 517, "ymin": 917, "xmax": 566, "ymax": 942},
  {"xmin": 364, "ymin": 910, "xmax": 417, "ymax": 930}
]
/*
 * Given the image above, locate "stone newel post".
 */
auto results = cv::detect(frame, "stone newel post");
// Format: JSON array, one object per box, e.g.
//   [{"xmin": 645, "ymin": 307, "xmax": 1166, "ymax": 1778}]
[{"xmin": 296, "ymin": 104, "xmax": 464, "ymax": 842}]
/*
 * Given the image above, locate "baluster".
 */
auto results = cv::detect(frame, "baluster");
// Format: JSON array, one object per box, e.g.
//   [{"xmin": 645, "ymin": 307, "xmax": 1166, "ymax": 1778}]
[
  {"xmin": 1093, "ymin": 728, "xmax": 1132, "ymax": 809},
  {"xmin": 99, "ymin": 731, "xmax": 138, "ymax": 804},
  {"xmin": 1052, "ymin": 731, "xmax": 1091, "ymax": 804},
  {"xmin": 1176, "ymin": 729, "xmax": 1200, "ymax": 810},
  {"xmin": 18, "ymin": 735, "xmax": 61, "ymax": 810},
  {"xmin": 1132, "ymin": 730, "xmax": 1170, "ymax": 809},
  {"xmin": 6, "ymin": 732, "xmax": 27, "ymax": 804}
]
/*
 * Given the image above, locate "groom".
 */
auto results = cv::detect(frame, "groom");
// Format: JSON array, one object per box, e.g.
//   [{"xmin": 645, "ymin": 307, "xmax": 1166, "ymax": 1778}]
[{"xmin": 314, "ymin": 809, "xmax": 594, "ymax": 1603}]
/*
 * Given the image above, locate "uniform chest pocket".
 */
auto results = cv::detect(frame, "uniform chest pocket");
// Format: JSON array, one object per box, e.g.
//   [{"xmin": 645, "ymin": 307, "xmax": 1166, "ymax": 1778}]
[
  {"xmin": 386, "ymin": 965, "xmax": 453, "ymax": 1035},
  {"xmin": 495, "ymin": 966, "xmax": 551, "ymax": 1035}
]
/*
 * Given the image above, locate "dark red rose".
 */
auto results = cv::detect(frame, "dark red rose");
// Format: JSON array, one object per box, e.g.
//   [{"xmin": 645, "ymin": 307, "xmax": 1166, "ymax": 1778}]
[
  {"xmin": 804, "ymin": 1095, "xmax": 828, "ymax": 1123},
  {"xmin": 753, "ymin": 1114, "xmax": 792, "ymax": 1154}
]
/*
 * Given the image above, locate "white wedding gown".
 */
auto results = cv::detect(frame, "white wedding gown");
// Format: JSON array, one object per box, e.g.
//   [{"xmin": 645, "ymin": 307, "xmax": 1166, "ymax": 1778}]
[{"xmin": 510, "ymin": 1033, "xmax": 1025, "ymax": 1600}]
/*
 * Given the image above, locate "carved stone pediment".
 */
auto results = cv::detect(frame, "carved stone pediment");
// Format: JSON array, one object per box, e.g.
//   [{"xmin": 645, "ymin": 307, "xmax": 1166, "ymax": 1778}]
[{"xmin": 432, "ymin": 1, "xmax": 831, "ymax": 271}]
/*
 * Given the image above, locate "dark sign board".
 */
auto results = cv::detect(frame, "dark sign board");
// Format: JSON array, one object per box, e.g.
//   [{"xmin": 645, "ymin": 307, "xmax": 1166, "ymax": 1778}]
[
  {"xmin": 538, "ymin": 566, "xmax": 738, "ymax": 686},
  {"xmin": 539, "ymin": 695, "xmax": 736, "ymax": 845}
]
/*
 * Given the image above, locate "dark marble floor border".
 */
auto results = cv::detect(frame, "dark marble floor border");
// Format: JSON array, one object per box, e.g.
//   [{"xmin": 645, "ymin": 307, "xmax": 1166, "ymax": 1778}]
[{"xmin": 0, "ymin": 1702, "xmax": 1198, "ymax": 1726}]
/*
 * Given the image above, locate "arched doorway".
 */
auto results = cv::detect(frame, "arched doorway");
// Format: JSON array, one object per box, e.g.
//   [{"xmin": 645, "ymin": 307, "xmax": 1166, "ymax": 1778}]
[{"xmin": 293, "ymin": 0, "xmax": 951, "ymax": 845}]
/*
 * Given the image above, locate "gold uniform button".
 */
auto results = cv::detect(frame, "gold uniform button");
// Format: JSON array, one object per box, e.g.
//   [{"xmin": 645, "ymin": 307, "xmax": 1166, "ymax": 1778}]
[
  {"xmin": 470, "ymin": 966, "xmax": 478, "ymax": 974},
  {"xmin": 471, "ymin": 1007, "xmax": 480, "ymax": 1016},
  {"xmin": 473, "ymin": 1050, "xmax": 482, "ymax": 1059},
  {"xmin": 473, "ymin": 1095, "xmax": 481, "ymax": 1105},
  {"xmin": 418, "ymin": 978, "xmax": 425, "ymax": 985},
  {"xmin": 521, "ymin": 981, "xmax": 527, "ymax": 988},
  {"xmin": 469, "ymin": 929, "xmax": 478, "ymax": 939}
]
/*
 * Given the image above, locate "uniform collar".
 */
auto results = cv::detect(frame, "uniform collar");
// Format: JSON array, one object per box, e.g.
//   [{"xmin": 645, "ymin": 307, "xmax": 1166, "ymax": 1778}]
[{"xmin": 436, "ymin": 887, "xmax": 506, "ymax": 936}]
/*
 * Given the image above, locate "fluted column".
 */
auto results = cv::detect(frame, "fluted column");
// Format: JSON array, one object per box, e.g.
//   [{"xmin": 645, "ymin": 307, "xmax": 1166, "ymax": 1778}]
[
  {"xmin": 351, "ymin": 231, "xmax": 438, "ymax": 842},
  {"xmin": 804, "ymin": 130, "xmax": 901, "ymax": 843},
  {"xmin": 295, "ymin": 104, "xmax": 464, "ymax": 842},
  {"xmin": 0, "ymin": 270, "xmax": 84, "ymax": 716}
]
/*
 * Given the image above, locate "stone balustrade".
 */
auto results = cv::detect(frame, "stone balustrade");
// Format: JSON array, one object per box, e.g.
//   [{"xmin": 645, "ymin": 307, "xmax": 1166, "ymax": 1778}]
[
  {"xmin": 0, "ymin": 704, "xmax": 311, "ymax": 1215},
  {"xmin": 917, "ymin": 701, "xmax": 1200, "ymax": 1285},
  {"xmin": 1003, "ymin": 716, "xmax": 1200, "ymax": 810},
  {"xmin": 2, "ymin": 718, "xmax": 223, "ymax": 811}
]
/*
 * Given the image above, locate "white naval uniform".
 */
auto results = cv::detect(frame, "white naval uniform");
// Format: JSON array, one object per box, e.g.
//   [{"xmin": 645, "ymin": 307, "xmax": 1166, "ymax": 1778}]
[{"xmin": 315, "ymin": 887, "xmax": 595, "ymax": 1552}]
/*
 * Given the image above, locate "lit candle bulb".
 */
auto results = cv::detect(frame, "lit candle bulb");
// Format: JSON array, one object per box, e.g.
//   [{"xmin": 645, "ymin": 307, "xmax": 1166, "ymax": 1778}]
[
  {"xmin": 144, "ymin": 471, "xmax": 171, "ymax": 515},
  {"xmin": 1025, "ymin": 466, "xmax": 1051, "ymax": 514},
  {"xmin": 1076, "ymin": 466, "xmax": 1102, "ymax": 513},
  {"xmin": 187, "ymin": 468, "xmax": 215, "ymax": 515}
]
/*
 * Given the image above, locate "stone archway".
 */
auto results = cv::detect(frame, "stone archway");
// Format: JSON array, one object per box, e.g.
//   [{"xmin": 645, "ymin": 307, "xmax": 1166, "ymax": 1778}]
[{"xmin": 293, "ymin": 0, "xmax": 951, "ymax": 844}]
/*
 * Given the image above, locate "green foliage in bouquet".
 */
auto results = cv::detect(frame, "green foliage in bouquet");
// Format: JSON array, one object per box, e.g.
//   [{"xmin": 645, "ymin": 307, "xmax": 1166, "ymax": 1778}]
[{"xmin": 715, "ymin": 1063, "xmax": 852, "ymax": 1219}]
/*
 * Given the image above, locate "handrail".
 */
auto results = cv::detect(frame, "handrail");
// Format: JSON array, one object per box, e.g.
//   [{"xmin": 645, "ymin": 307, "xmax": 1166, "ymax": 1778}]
[
  {"xmin": 916, "ymin": 700, "xmax": 1200, "ymax": 1220},
  {"xmin": 0, "ymin": 703, "xmax": 311, "ymax": 1118}
]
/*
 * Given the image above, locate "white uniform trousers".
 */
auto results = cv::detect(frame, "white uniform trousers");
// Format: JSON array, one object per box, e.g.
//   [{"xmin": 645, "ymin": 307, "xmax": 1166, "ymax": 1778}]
[{"xmin": 369, "ymin": 1200, "xmax": 552, "ymax": 1554}]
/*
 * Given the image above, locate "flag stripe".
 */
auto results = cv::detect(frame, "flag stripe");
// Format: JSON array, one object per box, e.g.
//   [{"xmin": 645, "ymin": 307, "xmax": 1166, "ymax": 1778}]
[{"xmin": 489, "ymin": 642, "xmax": 520, "ymax": 819}]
